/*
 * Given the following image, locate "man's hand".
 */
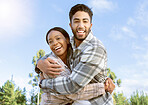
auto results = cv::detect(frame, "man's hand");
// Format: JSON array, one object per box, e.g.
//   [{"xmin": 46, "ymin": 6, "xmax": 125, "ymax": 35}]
[
  {"xmin": 104, "ymin": 78, "xmax": 115, "ymax": 94},
  {"xmin": 40, "ymin": 73, "xmax": 45, "ymax": 81},
  {"xmin": 37, "ymin": 57, "xmax": 63, "ymax": 78}
]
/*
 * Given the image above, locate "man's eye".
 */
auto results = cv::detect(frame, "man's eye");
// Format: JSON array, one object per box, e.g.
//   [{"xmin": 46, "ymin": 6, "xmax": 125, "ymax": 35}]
[
  {"xmin": 74, "ymin": 21, "xmax": 79, "ymax": 23},
  {"xmin": 84, "ymin": 21, "xmax": 88, "ymax": 23},
  {"xmin": 56, "ymin": 37, "xmax": 61, "ymax": 40}
]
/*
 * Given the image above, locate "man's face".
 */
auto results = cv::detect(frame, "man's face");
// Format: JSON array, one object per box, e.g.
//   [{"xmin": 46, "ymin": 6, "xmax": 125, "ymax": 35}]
[{"xmin": 69, "ymin": 11, "xmax": 92, "ymax": 42}]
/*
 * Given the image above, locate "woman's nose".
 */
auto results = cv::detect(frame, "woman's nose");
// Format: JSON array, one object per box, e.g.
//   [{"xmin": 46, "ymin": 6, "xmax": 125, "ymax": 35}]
[{"xmin": 53, "ymin": 40, "xmax": 58, "ymax": 45}]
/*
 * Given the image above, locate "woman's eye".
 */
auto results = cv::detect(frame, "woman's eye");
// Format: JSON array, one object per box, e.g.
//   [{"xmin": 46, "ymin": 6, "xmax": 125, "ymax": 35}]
[{"xmin": 48, "ymin": 40, "xmax": 53, "ymax": 44}]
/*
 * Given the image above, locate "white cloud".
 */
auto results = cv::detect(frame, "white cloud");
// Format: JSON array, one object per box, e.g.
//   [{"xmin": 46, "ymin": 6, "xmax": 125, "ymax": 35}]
[
  {"xmin": 133, "ymin": 51, "xmax": 148, "ymax": 68},
  {"xmin": 135, "ymin": 0, "xmax": 148, "ymax": 27},
  {"xmin": 51, "ymin": 4, "xmax": 64, "ymax": 13},
  {"xmin": 0, "ymin": 59, "xmax": 7, "ymax": 65},
  {"xmin": 115, "ymin": 65, "xmax": 148, "ymax": 98},
  {"xmin": 109, "ymin": 25, "xmax": 137, "ymax": 40},
  {"xmin": 109, "ymin": 25, "xmax": 123, "ymax": 40},
  {"xmin": 127, "ymin": 17, "xmax": 136, "ymax": 26},
  {"xmin": 121, "ymin": 26, "xmax": 137, "ymax": 38},
  {"xmin": 13, "ymin": 76, "xmax": 31, "ymax": 89},
  {"xmin": 0, "ymin": 0, "xmax": 33, "ymax": 41},
  {"xmin": 109, "ymin": 1, "xmax": 148, "ymax": 41},
  {"xmin": 132, "ymin": 42, "xmax": 144, "ymax": 50},
  {"xmin": 103, "ymin": 0, "xmax": 148, "ymax": 98},
  {"xmin": 88, "ymin": 0, "xmax": 117, "ymax": 14},
  {"xmin": 143, "ymin": 36, "xmax": 148, "ymax": 41},
  {"xmin": 116, "ymin": 78, "xmax": 148, "ymax": 98}
]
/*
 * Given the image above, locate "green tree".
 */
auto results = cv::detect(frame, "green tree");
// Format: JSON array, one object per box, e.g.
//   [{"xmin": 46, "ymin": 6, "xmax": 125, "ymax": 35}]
[
  {"xmin": 113, "ymin": 92, "xmax": 129, "ymax": 105},
  {"xmin": 107, "ymin": 68, "xmax": 124, "ymax": 104},
  {"xmin": 107, "ymin": 68, "xmax": 148, "ymax": 105},
  {"xmin": 117, "ymin": 79, "xmax": 121, "ymax": 87},
  {"xmin": 130, "ymin": 91, "xmax": 148, "ymax": 105},
  {"xmin": 107, "ymin": 68, "xmax": 121, "ymax": 87},
  {"xmin": 0, "ymin": 80, "xmax": 27, "ymax": 105},
  {"xmin": 15, "ymin": 87, "xmax": 27, "ymax": 105},
  {"xmin": 28, "ymin": 49, "xmax": 45, "ymax": 104}
]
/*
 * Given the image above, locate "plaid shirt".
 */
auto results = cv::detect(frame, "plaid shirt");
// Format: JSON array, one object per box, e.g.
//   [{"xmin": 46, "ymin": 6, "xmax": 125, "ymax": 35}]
[
  {"xmin": 41, "ymin": 31, "xmax": 113, "ymax": 105},
  {"xmin": 41, "ymin": 82, "xmax": 105, "ymax": 105},
  {"xmin": 41, "ymin": 53, "xmax": 105, "ymax": 104}
]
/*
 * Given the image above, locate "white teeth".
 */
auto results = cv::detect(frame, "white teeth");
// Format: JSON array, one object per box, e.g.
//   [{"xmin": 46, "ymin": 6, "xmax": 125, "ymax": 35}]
[
  {"xmin": 55, "ymin": 46, "xmax": 61, "ymax": 50},
  {"xmin": 78, "ymin": 31, "xmax": 84, "ymax": 33}
]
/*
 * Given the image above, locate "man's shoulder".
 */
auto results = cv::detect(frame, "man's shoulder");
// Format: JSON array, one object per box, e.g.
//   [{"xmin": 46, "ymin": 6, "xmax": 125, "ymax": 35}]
[
  {"xmin": 82, "ymin": 40, "xmax": 106, "ymax": 55},
  {"xmin": 89, "ymin": 35, "xmax": 106, "ymax": 50}
]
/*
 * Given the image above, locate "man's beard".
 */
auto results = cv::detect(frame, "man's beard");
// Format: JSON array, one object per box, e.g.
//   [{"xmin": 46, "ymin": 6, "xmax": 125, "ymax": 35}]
[{"xmin": 72, "ymin": 28, "xmax": 91, "ymax": 41}]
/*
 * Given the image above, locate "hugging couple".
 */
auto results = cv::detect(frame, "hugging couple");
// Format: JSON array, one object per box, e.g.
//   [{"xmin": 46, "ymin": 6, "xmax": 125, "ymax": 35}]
[{"xmin": 35, "ymin": 4, "xmax": 115, "ymax": 105}]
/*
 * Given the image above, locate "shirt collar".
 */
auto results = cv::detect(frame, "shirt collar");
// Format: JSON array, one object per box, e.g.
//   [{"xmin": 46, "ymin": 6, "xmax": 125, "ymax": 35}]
[{"xmin": 70, "ymin": 31, "xmax": 93, "ymax": 51}]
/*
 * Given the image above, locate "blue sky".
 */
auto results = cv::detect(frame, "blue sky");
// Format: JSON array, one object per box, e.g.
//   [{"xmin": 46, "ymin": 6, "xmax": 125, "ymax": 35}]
[{"xmin": 0, "ymin": 0, "xmax": 148, "ymax": 100}]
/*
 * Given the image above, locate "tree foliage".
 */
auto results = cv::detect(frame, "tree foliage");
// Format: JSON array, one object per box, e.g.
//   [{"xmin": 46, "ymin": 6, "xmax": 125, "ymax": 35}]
[
  {"xmin": 107, "ymin": 68, "xmax": 121, "ymax": 87},
  {"xmin": 29, "ymin": 49, "xmax": 45, "ymax": 87},
  {"xmin": 28, "ymin": 49, "xmax": 45, "ymax": 104},
  {"xmin": 108, "ymin": 68, "xmax": 148, "ymax": 105},
  {"xmin": 0, "ymin": 80, "xmax": 27, "ymax": 105},
  {"xmin": 113, "ymin": 92, "xmax": 130, "ymax": 105},
  {"xmin": 130, "ymin": 91, "xmax": 148, "ymax": 105}
]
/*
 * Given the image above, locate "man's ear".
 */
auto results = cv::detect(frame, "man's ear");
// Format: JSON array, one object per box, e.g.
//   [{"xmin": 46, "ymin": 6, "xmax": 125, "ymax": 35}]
[
  {"xmin": 69, "ymin": 23, "xmax": 72, "ymax": 29},
  {"xmin": 90, "ymin": 23, "xmax": 92, "ymax": 30}
]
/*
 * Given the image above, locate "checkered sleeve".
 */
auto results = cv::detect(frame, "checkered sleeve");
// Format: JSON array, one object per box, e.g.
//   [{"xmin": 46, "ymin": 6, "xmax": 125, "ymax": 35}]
[
  {"xmin": 40, "ymin": 43, "xmax": 107, "ymax": 94},
  {"xmin": 66, "ymin": 82, "xmax": 105, "ymax": 100}
]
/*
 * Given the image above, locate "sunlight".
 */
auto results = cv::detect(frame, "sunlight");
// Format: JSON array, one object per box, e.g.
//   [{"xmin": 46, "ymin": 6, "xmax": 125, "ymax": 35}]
[
  {"xmin": 0, "ymin": 0, "xmax": 33, "ymax": 40},
  {"xmin": 0, "ymin": 3, "xmax": 11, "ymax": 18},
  {"xmin": 0, "ymin": 1, "xmax": 21, "ymax": 27}
]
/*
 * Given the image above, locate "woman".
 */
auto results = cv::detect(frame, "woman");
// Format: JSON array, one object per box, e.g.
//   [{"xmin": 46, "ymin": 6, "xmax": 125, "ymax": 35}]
[{"xmin": 39, "ymin": 27, "xmax": 106, "ymax": 105}]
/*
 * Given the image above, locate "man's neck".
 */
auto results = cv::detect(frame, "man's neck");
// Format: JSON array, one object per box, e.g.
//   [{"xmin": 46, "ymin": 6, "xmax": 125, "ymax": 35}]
[
  {"xmin": 74, "ymin": 32, "xmax": 91, "ymax": 48},
  {"xmin": 74, "ymin": 38, "xmax": 82, "ymax": 48}
]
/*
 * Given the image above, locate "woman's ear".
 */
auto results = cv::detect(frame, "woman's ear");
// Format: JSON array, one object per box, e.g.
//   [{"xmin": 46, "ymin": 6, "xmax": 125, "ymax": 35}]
[{"xmin": 66, "ymin": 38, "xmax": 70, "ymax": 44}]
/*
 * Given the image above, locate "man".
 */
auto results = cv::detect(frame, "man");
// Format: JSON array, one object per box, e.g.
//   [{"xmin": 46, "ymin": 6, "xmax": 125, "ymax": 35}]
[{"xmin": 37, "ymin": 4, "xmax": 115, "ymax": 105}]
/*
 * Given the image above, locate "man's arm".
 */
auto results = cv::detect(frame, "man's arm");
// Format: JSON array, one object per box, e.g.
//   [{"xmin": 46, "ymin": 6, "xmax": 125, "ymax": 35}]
[
  {"xmin": 40, "ymin": 46, "xmax": 108, "ymax": 94},
  {"xmin": 36, "ymin": 57, "xmax": 63, "ymax": 77}
]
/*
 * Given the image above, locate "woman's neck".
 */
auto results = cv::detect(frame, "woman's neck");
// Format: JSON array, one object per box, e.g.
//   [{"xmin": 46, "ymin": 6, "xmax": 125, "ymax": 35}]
[{"xmin": 59, "ymin": 52, "xmax": 67, "ymax": 65}]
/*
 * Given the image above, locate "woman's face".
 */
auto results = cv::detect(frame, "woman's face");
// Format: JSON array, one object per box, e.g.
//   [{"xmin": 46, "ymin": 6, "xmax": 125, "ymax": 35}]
[{"xmin": 47, "ymin": 30, "xmax": 69, "ymax": 58}]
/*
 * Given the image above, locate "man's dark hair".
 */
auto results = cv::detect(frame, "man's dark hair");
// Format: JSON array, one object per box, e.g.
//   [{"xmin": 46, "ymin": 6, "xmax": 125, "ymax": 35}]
[{"xmin": 69, "ymin": 4, "xmax": 93, "ymax": 22}]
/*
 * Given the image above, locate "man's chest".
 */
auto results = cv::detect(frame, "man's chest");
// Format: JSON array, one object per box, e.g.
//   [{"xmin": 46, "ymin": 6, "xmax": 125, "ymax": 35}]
[{"xmin": 69, "ymin": 49, "xmax": 82, "ymax": 70}]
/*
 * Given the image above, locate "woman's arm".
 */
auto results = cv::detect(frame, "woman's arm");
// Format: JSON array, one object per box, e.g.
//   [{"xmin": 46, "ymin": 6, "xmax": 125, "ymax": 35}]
[{"xmin": 65, "ymin": 82, "xmax": 105, "ymax": 100}]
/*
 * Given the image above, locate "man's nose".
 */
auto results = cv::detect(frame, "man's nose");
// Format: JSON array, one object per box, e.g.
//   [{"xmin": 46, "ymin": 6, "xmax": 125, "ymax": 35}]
[{"xmin": 78, "ymin": 21, "xmax": 84, "ymax": 28}]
